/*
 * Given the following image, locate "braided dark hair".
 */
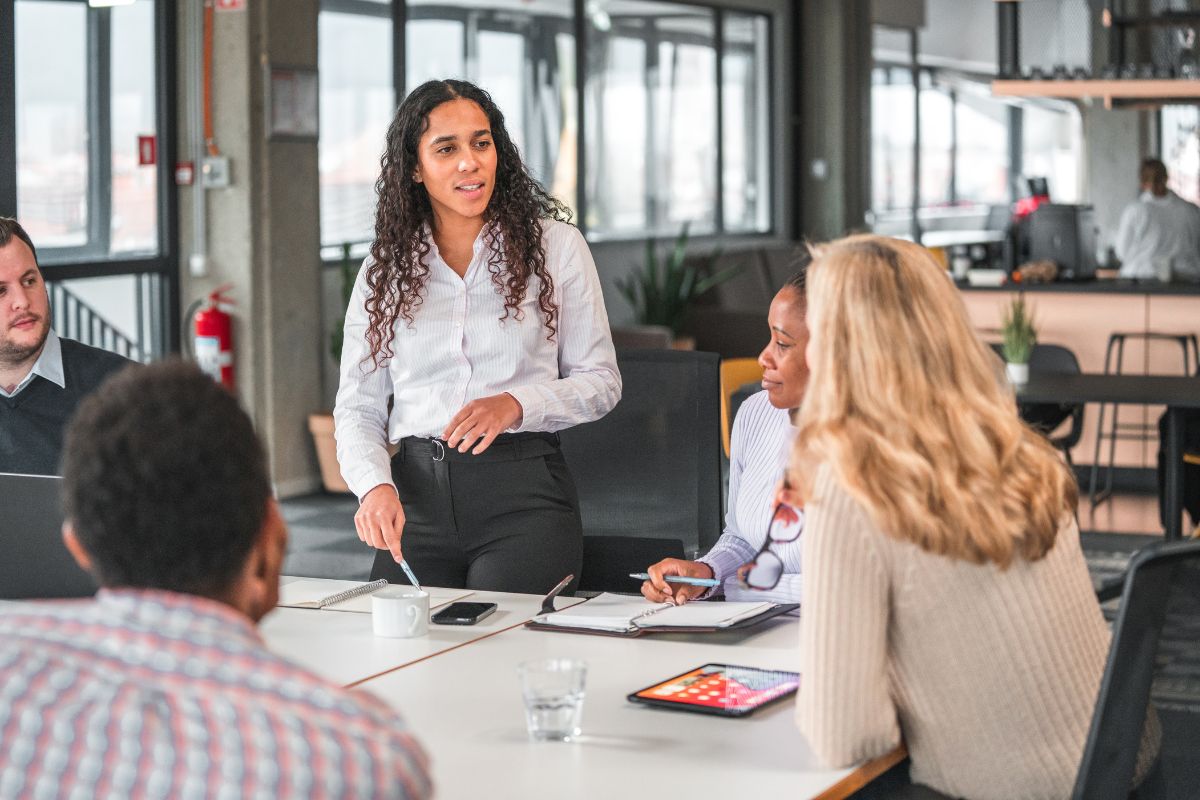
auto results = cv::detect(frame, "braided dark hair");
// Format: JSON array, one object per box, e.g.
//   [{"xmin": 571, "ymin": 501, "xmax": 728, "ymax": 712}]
[{"xmin": 365, "ymin": 79, "xmax": 572, "ymax": 367}]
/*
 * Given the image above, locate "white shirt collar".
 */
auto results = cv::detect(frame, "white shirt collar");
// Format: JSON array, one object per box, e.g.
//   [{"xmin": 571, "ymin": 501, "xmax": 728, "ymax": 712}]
[{"xmin": 0, "ymin": 329, "xmax": 64, "ymax": 398}]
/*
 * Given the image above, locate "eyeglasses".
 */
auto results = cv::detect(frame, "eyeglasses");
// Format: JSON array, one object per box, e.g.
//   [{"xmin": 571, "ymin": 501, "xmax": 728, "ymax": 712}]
[{"xmin": 740, "ymin": 502, "xmax": 804, "ymax": 591}]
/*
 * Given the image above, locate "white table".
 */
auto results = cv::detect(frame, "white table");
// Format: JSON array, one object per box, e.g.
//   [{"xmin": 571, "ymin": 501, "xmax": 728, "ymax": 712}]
[
  {"xmin": 262, "ymin": 576, "xmax": 585, "ymax": 687},
  {"xmin": 358, "ymin": 613, "xmax": 903, "ymax": 799}
]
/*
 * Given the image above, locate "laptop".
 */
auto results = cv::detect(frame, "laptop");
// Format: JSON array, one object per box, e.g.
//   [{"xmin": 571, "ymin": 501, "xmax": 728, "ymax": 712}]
[{"xmin": 0, "ymin": 473, "xmax": 97, "ymax": 599}]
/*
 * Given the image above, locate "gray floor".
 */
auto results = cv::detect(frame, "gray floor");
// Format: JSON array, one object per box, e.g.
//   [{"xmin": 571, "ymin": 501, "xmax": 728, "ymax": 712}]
[{"xmin": 280, "ymin": 492, "xmax": 372, "ymax": 581}]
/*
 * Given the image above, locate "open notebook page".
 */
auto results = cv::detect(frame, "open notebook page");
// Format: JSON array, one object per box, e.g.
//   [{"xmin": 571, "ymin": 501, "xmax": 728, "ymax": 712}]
[
  {"xmin": 278, "ymin": 578, "xmax": 472, "ymax": 613},
  {"xmin": 534, "ymin": 592, "xmax": 775, "ymax": 632},
  {"xmin": 635, "ymin": 600, "xmax": 773, "ymax": 628}
]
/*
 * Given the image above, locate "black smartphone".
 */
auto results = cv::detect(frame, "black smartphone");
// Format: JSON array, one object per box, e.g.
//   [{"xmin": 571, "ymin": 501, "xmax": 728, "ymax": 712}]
[
  {"xmin": 431, "ymin": 601, "xmax": 498, "ymax": 625},
  {"xmin": 627, "ymin": 663, "xmax": 799, "ymax": 717}
]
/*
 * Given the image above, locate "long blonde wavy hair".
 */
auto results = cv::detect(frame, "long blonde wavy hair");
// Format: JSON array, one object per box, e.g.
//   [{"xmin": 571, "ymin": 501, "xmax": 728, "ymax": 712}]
[{"xmin": 792, "ymin": 234, "xmax": 1077, "ymax": 567}]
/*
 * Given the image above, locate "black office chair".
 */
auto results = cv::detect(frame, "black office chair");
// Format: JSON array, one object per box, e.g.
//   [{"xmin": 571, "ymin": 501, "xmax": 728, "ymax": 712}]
[
  {"xmin": 609, "ymin": 325, "xmax": 674, "ymax": 350},
  {"xmin": 990, "ymin": 343, "xmax": 1085, "ymax": 465},
  {"xmin": 1073, "ymin": 539, "xmax": 1200, "ymax": 800},
  {"xmin": 560, "ymin": 349, "xmax": 724, "ymax": 579},
  {"xmin": 577, "ymin": 536, "xmax": 686, "ymax": 594}
]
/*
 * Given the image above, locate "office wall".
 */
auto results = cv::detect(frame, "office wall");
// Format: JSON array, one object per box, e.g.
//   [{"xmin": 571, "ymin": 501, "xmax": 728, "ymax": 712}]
[{"xmin": 176, "ymin": 0, "xmax": 324, "ymax": 497}]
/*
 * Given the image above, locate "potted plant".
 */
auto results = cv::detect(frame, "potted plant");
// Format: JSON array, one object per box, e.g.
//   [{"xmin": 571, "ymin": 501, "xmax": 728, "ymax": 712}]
[
  {"xmin": 1001, "ymin": 294, "xmax": 1037, "ymax": 385},
  {"xmin": 616, "ymin": 222, "xmax": 741, "ymax": 347},
  {"xmin": 308, "ymin": 243, "xmax": 357, "ymax": 494}
]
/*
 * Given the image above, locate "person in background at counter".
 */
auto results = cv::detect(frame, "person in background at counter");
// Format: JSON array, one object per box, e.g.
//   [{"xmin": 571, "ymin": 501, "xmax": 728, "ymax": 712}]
[
  {"xmin": 641, "ymin": 269, "xmax": 809, "ymax": 606},
  {"xmin": 0, "ymin": 217, "xmax": 132, "ymax": 476},
  {"xmin": 1114, "ymin": 158, "xmax": 1200, "ymax": 281}
]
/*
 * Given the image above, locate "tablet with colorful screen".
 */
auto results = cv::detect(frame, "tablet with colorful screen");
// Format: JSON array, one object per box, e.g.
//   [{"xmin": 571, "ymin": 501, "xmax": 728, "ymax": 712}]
[{"xmin": 627, "ymin": 663, "xmax": 800, "ymax": 717}]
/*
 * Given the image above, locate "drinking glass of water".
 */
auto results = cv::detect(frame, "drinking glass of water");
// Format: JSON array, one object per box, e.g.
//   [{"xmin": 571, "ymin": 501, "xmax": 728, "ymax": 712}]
[{"xmin": 517, "ymin": 658, "xmax": 587, "ymax": 741}]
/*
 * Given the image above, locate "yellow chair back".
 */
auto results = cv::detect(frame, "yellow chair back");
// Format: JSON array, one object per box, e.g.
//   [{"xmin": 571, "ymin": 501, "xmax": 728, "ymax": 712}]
[{"xmin": 719, "ymin": 358, "xmax": 764, "ymax": 458}]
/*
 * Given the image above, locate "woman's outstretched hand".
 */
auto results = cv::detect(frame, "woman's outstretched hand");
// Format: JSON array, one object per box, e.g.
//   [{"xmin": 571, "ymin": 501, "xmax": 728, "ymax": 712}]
[{"xmin": 443, "ymin": 393, "xmax": 524, "ymax": 454}]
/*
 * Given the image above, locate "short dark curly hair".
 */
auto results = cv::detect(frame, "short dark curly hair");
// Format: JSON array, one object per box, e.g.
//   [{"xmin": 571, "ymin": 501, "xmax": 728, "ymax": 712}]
[{"xmin": 61, "ymin": 360, "xmax": 271, "ymax": 596}]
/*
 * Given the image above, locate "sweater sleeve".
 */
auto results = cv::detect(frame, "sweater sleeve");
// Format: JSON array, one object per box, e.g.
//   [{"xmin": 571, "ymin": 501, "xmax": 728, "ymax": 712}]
[{"xmin": 796, "ymin": 466, "xmax": 900, "ymax": 767}]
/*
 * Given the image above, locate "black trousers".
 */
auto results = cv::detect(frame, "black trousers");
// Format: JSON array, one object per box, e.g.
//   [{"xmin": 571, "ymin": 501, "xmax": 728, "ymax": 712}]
[{"xmin": 370, "ymin": 432, "xmax": 583, "ymax": 595}]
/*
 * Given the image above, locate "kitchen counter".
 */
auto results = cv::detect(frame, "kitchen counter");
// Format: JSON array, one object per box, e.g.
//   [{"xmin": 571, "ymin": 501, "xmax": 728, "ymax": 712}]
[{"xmin": 955, "ymin": 278, "xmax": 1200, "ymax": 296}]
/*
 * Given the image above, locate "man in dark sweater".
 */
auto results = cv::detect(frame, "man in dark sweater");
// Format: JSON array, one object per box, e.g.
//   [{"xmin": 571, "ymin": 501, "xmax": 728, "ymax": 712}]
[{"xmin": 0, "ymin": 217, "xmax": 133, "ymax": 475}]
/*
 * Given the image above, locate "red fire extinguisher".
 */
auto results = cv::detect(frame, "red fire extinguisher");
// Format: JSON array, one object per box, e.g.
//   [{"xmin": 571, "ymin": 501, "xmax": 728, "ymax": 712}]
[{"xmin": 189, "ymin": 285, "xmax": 235, "ymax": 390}]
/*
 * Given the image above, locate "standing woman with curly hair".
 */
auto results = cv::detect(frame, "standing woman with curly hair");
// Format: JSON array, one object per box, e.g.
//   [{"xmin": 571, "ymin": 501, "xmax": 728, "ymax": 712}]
[{"xmin": 334, "ymin": 80, "xmax": 621, "ymax": 594}]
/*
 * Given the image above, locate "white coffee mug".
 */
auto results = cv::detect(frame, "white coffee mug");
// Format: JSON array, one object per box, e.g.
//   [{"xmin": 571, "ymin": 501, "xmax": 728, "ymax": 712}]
[{"xmin": 372, "ymin": 587, "xmax": 430, "ymax": 638}]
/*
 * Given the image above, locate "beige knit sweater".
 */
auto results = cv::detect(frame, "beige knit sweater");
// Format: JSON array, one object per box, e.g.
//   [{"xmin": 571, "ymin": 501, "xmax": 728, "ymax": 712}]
[{"xmin": 796, "ymin": 465, "xmax": 1157, "ymax": 799}]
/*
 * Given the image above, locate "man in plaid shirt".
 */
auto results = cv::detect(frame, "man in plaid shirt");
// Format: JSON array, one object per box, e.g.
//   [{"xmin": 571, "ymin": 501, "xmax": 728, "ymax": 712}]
[{"xmin": 0, "ymin": 361, "xmax": 432, "ymax": 799}]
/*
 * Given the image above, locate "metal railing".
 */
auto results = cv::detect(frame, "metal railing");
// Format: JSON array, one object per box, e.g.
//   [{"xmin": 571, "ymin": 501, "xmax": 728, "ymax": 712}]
[{"xmin": 46, "ymin": 281, "xmax": 145, "ymax": 363}]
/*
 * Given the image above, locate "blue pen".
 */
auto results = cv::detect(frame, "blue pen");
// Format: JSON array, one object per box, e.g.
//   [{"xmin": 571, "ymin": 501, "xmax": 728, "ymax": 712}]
[
  {"xmin": 628, "ymin": 572, "xmax": 720, "ymax": 588},
  {"xmin": 399, "ymin": 559, "xmax": 422, "ymax": 592}
]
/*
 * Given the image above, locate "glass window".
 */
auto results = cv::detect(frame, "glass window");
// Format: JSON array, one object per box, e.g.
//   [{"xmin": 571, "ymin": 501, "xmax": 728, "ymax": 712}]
[
  {"xmin": 16, "ymin": 0, "xmax": 159, "ymax": 263},
  {"xmin": 405, "ymin": 0, "xmax": 577, "ymax": 213},
  {"xmin": 919, "ymin": 75, "xmax": 952, "ymax": 208},
  {"xmin": 318, "ymin": 6, "xmax": 394, "ymax": 254},
  {"xmin": 955, "ymin": 90, "xmax": 1010, "ymax": 205},
  {"xmin": 110, "ymin": 1, "xmax": 159, "ymax": 256},
  {"xmin": 872, "ymin": 65, "xmax": 1043, "ymax": 216},
  {"xmin": 587, "ymin": 1, "xmax": 717, "ymax": 237},
  {"xmin": 586, "ymin": 32, "xmax": 647, "ymax": 233},
  {"xmin": 653, "ymin": 35, "xmax": 717, "ymax": 231},
  {"xmin": 1022, "ymin": 101, "xmax": 1082, "ymax": 204},
  {"xmin": 1161, "ymin": 105, "xmax": 1199, "ymax": 205},
  {"xmin": 405, "ymin": 16, "xmax": 463, "ymax": 89},
  {"xmin": 15, "ymin": 1, "xmax": 89, "ymax": 251},
  {"xmin": 722, "ymin": 12, "xmax": 770, "ymax": 233},
  {"xmin": 870, "ymin": 66, "xmax": 915, "ymax": 213}
]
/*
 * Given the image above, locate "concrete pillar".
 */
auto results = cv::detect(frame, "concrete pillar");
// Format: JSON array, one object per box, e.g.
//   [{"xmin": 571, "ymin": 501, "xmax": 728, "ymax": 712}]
[
  {"xmin": 177, "ymin": 0, "xmax": 323, "ymax": 497},
  {"xmin": 797, "ymin": 0, "xmax": 873, "ymax": 241}
]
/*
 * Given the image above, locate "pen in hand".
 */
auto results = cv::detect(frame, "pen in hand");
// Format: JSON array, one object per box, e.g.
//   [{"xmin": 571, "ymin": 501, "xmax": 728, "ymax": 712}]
[
  {"xmin": 399, "ymin": 559, "xmax": 422, "ymax": 592},
  {"xmin": 629, "ymin": 572, "xmax": 720, "ymax": 588}
]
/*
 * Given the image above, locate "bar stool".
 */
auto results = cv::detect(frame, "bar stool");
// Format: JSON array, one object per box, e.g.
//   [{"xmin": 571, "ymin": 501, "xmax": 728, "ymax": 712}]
[{"xmin": 1088, "ymin": 331, "xmax": 1200, "ymax": 507}]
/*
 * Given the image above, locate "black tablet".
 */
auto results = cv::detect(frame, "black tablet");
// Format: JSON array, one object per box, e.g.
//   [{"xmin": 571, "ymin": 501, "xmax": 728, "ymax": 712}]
[{"xmin": 627, "ymin": 663, "xmax": 799, "ymax": 717}]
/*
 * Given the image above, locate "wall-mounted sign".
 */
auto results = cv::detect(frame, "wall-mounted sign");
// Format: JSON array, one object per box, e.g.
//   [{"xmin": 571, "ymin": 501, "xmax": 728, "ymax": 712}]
[
  {"xmin": 266, "ymin": 66, "xmax": 319, "ymax": 140},
  {"xmin": 137, "ymin": 135, "xmax": 157, "ymax": 166},
  {"xmin": 175, "ymin": 161, "xmax": 195, "ymax": 186}
]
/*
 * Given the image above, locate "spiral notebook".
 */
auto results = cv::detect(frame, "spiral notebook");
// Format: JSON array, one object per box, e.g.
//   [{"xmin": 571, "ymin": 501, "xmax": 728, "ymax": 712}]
[
  {"xmin": 527, "ymin": 592, "xmax": 797, "ymax": 637},
  {"xmin": 277, "ymin": 578, "xmax": 472, "ymax": 614}
]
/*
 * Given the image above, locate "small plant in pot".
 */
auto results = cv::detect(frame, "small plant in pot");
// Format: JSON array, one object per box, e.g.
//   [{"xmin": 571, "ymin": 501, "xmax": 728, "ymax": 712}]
[
  {"xmin": 1001, "ymin": 294, "xmax": 1037, "ymax": 385},
  {"xmin": 616, "ymin": 222, "xmax": 741, "ymax": 345}
]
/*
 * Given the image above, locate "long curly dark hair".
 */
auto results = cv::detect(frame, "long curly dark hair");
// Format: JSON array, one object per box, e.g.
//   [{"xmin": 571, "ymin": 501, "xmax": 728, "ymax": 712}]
[{"xmin": 365, "ymin": 79, "xmax": 573, "ymax": 367}]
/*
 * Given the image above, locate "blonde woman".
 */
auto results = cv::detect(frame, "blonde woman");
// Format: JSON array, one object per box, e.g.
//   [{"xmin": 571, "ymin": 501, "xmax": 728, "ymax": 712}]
[{"xmin": 783, "ymin": 235, "xmax": 1159, "ymax": 799}]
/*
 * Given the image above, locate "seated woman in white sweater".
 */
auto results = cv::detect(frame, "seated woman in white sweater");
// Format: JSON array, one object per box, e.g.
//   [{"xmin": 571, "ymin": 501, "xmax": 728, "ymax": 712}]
[
  {"xmin": 782, "ymin": 235, "xmax": 1158, "ymax": 799},
  {"xmin": 640, "ymin": 270, "xmax": 808, "ymax": 606}
]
